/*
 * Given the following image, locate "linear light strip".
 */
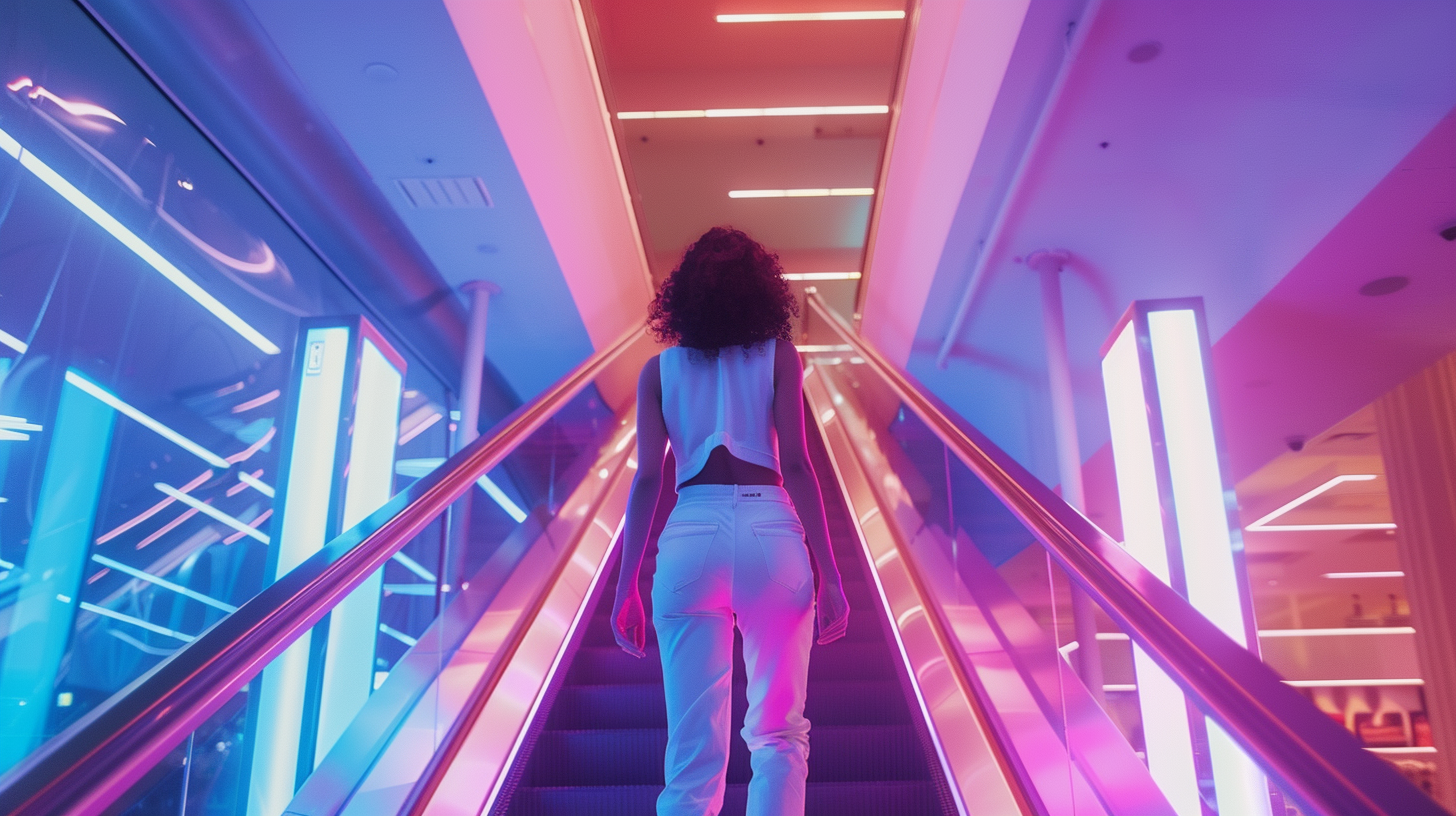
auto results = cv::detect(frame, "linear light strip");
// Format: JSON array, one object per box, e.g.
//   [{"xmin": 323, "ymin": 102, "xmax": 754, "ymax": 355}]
[
  {"xmin": 716, "ymin": 11, "xmax": 905, "ymax": 22},
  {"xmin": 237, "ymin": 470, "xmax": 276, "ymax": 498},
  {"xmin": 1282, "ymin": 678, "xmax": 1423, "ymax": 688},
  {"xmin": 477, "ymin": 473, "xmax": 528, "ymax": 523},
  {"xmin": 729, "ymin": 187, "xmax": 873, "ymax": 198},
  {"xmin": 155, "ymin": 482, "xmax": 270, "ymax": 543},
  {"xmin": 392, "ymin": 551, "xmax": 437, "ymax": 583},
  {"xmin": 97, "ymin": 471, "xmax": 212, "ymax": 545},
  {"xmin": 378, "ymin": 623, "xmax": 418, "ymax": 647},
  {"xmin": 0, "ymin": 328, "xmax": 26, "ymax": 354},
  {"xmin": 92, "ymin": 554, "xmax": 238, "ymax": 612},
  {"xmin": 80, "ymin": 600, "xmax": 195, "ymax": 642},
  {"xmin": 66, "ymin": 370, "xmax": 230, "ymax": 468},
  {"xmin": 783, "ymin": 272, "xmax": 861, "ymax": 281},
  {"xmin": 1323, "ymin": 571, "xmax": 1405, "ymax": 579},
  {"xmin": 1246, "ymin": 474, "xmax": 1388, "ymax": 531},
  {"xmin": 0, "ymin": 125, "xmax": 279, "ymax": 355},
  {"xmin": 1258, "ymin": 626, "xmax": 1415, "ymax": 638},
  {"xmin": 617, "ymin": 104, "xmax": 888, "ymax": 120},
  {"xmin": 1249, "ymin": 522, "xmax": 1396, "ymax": 532},
  {"xmin": 222, "ymin": 509, "xmax": 272, "ymax": 545}
]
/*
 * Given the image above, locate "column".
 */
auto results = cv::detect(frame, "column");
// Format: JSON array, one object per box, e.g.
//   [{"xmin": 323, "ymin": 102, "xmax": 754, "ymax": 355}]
[{"xmin": 1374, "ymin": 351, "xmax": 1456, "ymax": 812}]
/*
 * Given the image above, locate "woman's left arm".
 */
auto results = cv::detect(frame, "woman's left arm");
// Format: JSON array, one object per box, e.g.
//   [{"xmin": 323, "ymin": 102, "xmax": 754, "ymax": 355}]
[{"xmin": 773, "ymin": 339, "xmax": 850, "ymax": 644}]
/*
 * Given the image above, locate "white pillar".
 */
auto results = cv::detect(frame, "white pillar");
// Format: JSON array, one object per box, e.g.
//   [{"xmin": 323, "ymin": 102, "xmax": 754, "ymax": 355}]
[
  {"xmin": 456, "ymin": 280, "xmax": 501, "ymax": 450},
  {"xmin": 1028, "ymin": 250, "xmax": 1106, "ymax": 704}
]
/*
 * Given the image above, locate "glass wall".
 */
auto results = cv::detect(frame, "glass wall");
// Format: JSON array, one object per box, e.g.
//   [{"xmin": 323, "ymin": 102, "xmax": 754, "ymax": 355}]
[{"xmin": 0, "ymin": 0, "xmax": 456, "ymax": 777}]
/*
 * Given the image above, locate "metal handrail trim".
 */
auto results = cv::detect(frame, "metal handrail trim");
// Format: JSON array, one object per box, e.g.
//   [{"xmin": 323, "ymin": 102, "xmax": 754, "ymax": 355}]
[
  {"xmin": 805, "ymin": 291, "xmax": 1444, "ymax": 816},
  {"xmin": 0, "ymin": 322, "xmax": 648, "ymax": 816}
]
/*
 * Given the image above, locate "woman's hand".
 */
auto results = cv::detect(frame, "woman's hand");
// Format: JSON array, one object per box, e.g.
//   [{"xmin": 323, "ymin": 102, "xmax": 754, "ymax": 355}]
[
  {"xmin": 612, "ymin": 587, "xmax": 648, "ymax": 658},
  {"xmin": 815, "ymin": 574, "xmax": 850, "ymax": 645}
]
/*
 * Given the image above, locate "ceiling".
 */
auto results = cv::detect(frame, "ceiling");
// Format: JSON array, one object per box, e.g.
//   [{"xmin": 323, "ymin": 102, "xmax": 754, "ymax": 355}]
[{"xmin": 582, "ymin": 0, "xmax": 911, "ymax": 329}]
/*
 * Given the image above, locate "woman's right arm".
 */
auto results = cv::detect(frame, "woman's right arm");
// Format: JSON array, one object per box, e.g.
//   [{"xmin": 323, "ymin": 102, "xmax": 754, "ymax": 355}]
[{"xmin": 612, "ymin": 356, "xmax": 669, "ymax": 658}]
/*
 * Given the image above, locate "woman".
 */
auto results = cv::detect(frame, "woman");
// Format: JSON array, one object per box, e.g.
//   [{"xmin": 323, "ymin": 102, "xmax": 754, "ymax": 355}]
[{"xmin": 611, "ymin": 226, "xmax": 851, "ymax": 816}]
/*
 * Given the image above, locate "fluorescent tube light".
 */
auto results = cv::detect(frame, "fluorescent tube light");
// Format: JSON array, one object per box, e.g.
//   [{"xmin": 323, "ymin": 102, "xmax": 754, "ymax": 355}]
[
  {"xmin": 391, "ymin": 551, "xmax": 437, "ymax": 583},
  {"xmin": 1323, "ymin": 571, "xmax": 1405, "ymax": 579},
  {"xmin": 478, "ymin": 473, "xmax": 528, "ymax": 523},
  {"xmin": 729, "ymin": 187, "xmax": 873, "ymax": 198},
  {"xmin": 783, "ymin": 272, "xmax": 861, "ymax": 281},
  {"xmin": 1246, "ymin": 474, "xmax": 1394, "ymax": 532},
  {"xmin": 91, "ymin": 553, "xmax": 238, "ymax": 612},
  {"xmin": 716, "ymin": 11, "xmax": 905, "ymax": 23},
  {"xmin": 0, "ymin": 125, "xmax": 280, "ymax": 355},
  {"xmin": 237, "ymin": 470, "xmax": 276, "ymax": 497},
  {"xmin": 66, "ymin": 370, "xmax": 230, "ymax": 468},
  {"xmin": 617, "ymin": 105, "xmax": 887, "ymax": 120},
  {"xmin": 156, "ymin": 482, "xmax": 270, "ymax": 543},
  {"xmin": 81, "ymin": 601, "xmax": 194, "ymax": 642},
  {"xmin": 1258, "ymin": 627, "xmax": 1414, "ymax": 638},
  {"xmin": 0, "ymin": 328, "xmax": 26, "ymax": 354}
]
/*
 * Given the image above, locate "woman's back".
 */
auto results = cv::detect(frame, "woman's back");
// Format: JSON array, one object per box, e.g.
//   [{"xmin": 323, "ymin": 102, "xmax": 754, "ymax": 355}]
[{"xmin": 659, "ymin": 340, "xmax": 782, "ymax": 488}]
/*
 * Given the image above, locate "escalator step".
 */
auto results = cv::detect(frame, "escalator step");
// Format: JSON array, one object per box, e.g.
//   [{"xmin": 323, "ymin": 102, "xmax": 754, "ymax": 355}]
[
  {"xmin": 526, "ymin": 725, "xmax": 928, "ymax": 786},
  {"xmin": 547, "ymin": 680, "xmax": 912, "ymax": 730},
  {"xmin": 566, "ymin": 642, "xmax": 900, "ymax": 685},
  {"xmin": 507, "ymin": 781, "xmax": 943, "ymax": 816}
]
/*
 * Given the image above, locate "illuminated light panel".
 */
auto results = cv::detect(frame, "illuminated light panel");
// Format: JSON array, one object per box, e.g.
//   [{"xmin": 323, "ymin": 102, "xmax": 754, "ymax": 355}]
[
  {"xmin": 0, "ymin": 125, "xmax": 279, "ymax": 355},
  {"xmin": 716, "ymin": 11, "xmax": 905, "ymax": 22},
  {"xmin": 80, "ymin": 601, "xmax": 193, "ymax": 642},
  {"xmin": 478, "ymin": 473, "xmax": 528, "ymax": 523},
  {"xmin": 617, "ymin": 104, "xmax": 887, "ymax": 120},
  {"xmin": 91, "ymin": 553, "xmax": 237, "ymax": 612},
  {"xmin": 237, "ymin": 470, "xmax": 276, "ymax": 498},
  {"xmin": 65, "ymin": 370, "xmax": 230, "ymax": 468},
  {"xmin": 0, "ymin": 328, "xmax": 26, "ymax": 353},
  {"xmin": 156, "ymin": 482, "xmax": 270, "ymax": 543},
  {"xmin": 1101, "ymin": 316, "xmax": 1208, "ymax": 816},
  {"xmin": 1245, "ymin": 474, "xmax": 1394, "ymax": 532},
  {"xmin": 783, "ymin": 271, "xmax": 861, "ymax": 281},
  {"xmin": 1323, "ymin": 570, "xmax": 1405, "ymax": 579},
  {"xmin": 729, "ymin": 187, "xmax": 873, "ymax": 198}
]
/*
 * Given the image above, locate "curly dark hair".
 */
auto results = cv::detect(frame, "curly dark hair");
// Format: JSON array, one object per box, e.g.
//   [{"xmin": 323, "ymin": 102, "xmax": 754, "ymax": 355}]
[{"xmin": 649, "ymin": 227, "xmax": 798, "ymax": 358}]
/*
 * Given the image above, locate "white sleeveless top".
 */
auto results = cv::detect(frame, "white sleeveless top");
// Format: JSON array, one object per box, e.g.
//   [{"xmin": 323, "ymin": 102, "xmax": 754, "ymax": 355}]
[{"xmin": 659, "ymin": 341, "xmax": 779, "ymax": 486}]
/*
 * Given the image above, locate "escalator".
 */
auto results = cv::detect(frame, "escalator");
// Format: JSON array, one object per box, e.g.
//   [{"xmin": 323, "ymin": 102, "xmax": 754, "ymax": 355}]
[
  {"xmin": 495, "ymin": 422, "xmax": 955, "ymax": 816},
  {"xmin": 0, "ymin": 304, "xmax": 1447, "ymax": 816}
]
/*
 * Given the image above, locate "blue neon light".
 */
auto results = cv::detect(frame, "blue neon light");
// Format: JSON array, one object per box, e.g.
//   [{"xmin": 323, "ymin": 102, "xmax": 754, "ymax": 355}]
[{"xmin": 0, "ymin": 124, "xmax": 280, "ymax": 355}]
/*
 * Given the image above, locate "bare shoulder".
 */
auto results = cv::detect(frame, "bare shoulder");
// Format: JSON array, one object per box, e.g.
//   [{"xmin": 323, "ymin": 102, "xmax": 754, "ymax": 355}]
[
  {"xmin": 772, "ymin": 337, "xmax": 802, "ymax": 381},
  {"xmin": 639, "ymin": 353, "xmax": 662, "ymax": 394}
]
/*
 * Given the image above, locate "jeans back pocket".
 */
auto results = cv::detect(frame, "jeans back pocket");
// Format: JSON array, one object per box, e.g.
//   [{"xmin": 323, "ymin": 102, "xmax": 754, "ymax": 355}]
[
  {"xmin": 752, "ymin": 520, "xmax": 812, "ymax": 592},
  {"xmin": 656, "ymin": 521, "xmax": 719, "ymax": 591}
]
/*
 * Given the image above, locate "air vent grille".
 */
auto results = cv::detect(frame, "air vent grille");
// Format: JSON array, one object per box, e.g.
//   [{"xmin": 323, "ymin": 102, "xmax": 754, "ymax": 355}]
[{"xmin": 397, "ymin": 177, "xmax": 493, "ymax": 208}]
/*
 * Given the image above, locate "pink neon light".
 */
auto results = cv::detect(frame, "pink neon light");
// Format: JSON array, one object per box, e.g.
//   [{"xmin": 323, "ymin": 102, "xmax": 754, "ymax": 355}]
[
  {"xmin": 223, "ymin": 508, "xmax": 273, "ymax": 545},
  {"xmin": 226, "ymin": 426, "xmax": 277, "ymax": 463},
  {"xmin": 7, "ymin": 77, "xmax": 125, "ymax": 124},
  {"xmin": 136, "ymin": 504, "xmax": 204, "ymax": 549},
  {"xmin": 231, "ymin": 389, "xmax": 281, "ymax": 413},
  {"xmin": 95, "ymin": 469, "xmax": 213, "ymax": 544}
]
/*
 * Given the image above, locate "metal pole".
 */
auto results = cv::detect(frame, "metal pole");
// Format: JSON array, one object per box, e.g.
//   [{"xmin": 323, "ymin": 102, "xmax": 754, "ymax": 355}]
[
  {"xmin": 449, "ymin": 280, "xmax": 500, "ymax": 591},
  {"xmin": 1029, "ymin": 249, "xmax": 1106, "ymax": 705}
]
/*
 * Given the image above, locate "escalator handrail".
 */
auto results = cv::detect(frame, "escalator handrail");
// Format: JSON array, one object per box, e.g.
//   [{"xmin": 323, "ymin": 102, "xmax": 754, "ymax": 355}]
[
  {"xmin": 805, "ymin": 291, "xmax": 1443, "ymax": 816},
  {"xmin": 0, "ymin": 322, "xmax": 650, "ymax": 816}
]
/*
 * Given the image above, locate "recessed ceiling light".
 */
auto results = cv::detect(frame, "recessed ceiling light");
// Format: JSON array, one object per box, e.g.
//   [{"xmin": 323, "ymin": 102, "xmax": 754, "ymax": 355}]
[
  {"xmin": 1127, "ymin": 41, "xmax": 1162, "ymax": 63},
  {"xmin": 729, "ymin": 188, "xmax": 873, "ymax": 198},
  {"xmin": 1359, "ymin": 276, "xmax": 1409, "ymax": 296},
  {"xmin": 716, "ymin": 11, "xmax": 905, "ymax": 23},
  {"xmin": 783, "ymin": 272, "xmax": 862, "ymax": 280},
  {"xmin": 617, "ymin": 105, "xmax": 888, "ymax": 120}
]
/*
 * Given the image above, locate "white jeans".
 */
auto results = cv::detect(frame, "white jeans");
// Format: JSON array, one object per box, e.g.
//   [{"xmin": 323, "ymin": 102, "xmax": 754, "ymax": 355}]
[{"xmin": 652, "ymin": 484, "xmax": 816, "ymax": 816}]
